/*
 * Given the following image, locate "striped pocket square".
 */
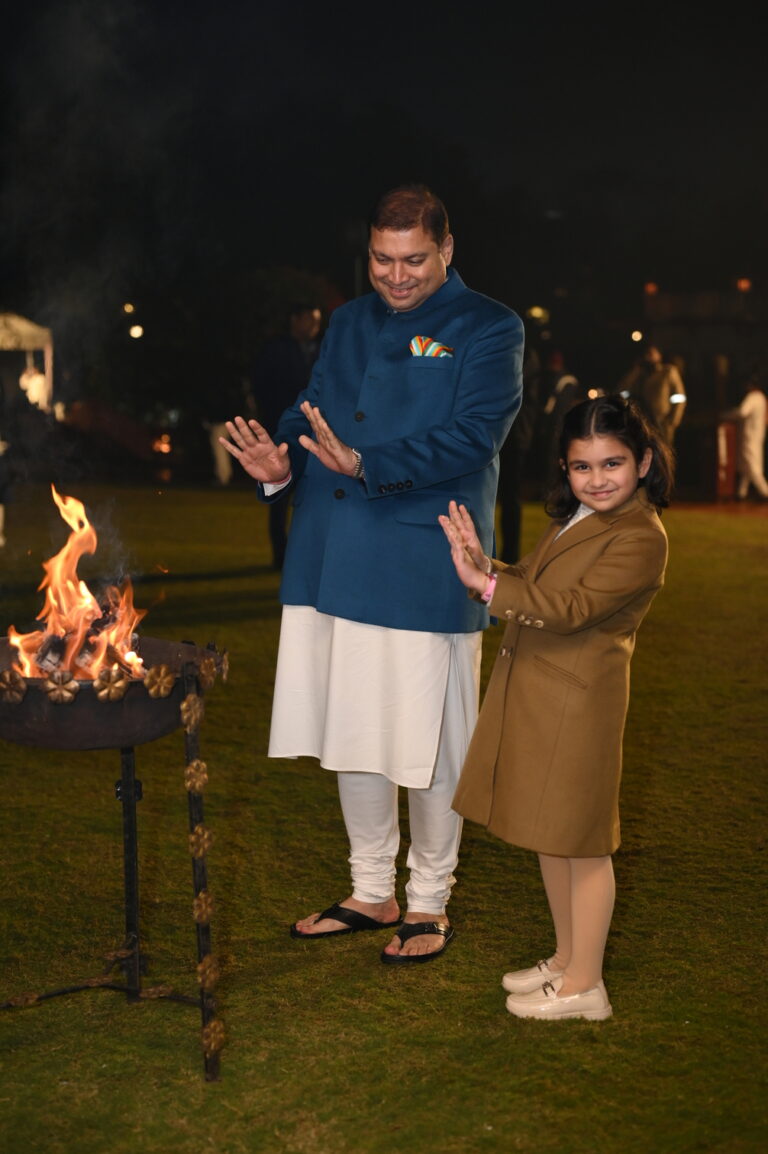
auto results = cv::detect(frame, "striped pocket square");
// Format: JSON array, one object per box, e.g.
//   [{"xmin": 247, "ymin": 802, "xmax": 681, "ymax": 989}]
[{"xmin": 409, "ymin": 335, "xmax": 454, "ymax": 357}]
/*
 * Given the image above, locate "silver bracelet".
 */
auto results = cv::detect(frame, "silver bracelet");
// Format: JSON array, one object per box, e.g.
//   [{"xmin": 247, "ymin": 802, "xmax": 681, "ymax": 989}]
[{"xmin": 351, "ymin": 449, "xmax": 365, "ymax": 480}]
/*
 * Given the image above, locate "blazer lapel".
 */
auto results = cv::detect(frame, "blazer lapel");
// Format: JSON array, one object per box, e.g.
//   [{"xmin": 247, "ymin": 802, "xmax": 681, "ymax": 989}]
[{"xmin": 531, "ymin": 493, "xmax": 647, "ymax": 579}]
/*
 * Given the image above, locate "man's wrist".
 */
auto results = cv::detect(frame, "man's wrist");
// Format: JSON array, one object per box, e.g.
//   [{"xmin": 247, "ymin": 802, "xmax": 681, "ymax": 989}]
[{"xmin": 351, "ymin": 449, "xmax": 365, "ymax": 480}]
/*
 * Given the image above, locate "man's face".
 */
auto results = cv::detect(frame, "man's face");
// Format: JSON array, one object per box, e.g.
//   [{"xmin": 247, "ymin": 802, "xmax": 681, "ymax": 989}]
[{"xmin": 368, "ymin": 226, "xmax": 453, "ymax": 312}]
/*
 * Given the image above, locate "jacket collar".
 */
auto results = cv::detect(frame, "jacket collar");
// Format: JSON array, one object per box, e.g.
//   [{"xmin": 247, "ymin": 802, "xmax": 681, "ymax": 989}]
[{"xmin": 535, "ymin": 490, "xmax": 655, "ymax": 572}]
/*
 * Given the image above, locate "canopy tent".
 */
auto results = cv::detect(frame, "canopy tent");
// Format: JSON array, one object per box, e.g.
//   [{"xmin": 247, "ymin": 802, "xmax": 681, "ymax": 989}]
[{"xmin": 0, "ymin": 312, "xmax": 54, "ymax": 412}]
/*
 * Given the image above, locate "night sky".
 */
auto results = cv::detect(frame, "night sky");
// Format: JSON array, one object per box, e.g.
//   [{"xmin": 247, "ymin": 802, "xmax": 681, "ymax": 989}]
[{"xmin": 1, "ymin": 1, "xmax": 766, "ymax": 407}]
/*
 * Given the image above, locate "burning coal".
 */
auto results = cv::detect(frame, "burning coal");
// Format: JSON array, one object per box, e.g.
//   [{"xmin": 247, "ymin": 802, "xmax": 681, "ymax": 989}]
[{"xmin": 7, "ymin": 485, "xmax": 147, "ymax": 680}]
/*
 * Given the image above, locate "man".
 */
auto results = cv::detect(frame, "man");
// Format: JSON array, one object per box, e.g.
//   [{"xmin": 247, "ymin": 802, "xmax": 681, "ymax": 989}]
[
  {"xmin": 618, "ymin": 343, "xmax": 687, "ymax": 448},
  {"xmin": 721, "ymin": 371, "xmax": 768, "ymax": 500},
  {"xmin": 251, "ymin": 302, "xmax": 322, "ymax": 568},
  {"xmin": 222, "ymin": 184, "xmax": 523, "ymax": 962}
]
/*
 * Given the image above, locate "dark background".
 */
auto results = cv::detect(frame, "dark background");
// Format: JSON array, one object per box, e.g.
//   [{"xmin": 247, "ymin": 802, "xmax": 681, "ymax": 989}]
[{"xmin": 1, "ymin": 1, "xmax": 766, "ymax": 475}]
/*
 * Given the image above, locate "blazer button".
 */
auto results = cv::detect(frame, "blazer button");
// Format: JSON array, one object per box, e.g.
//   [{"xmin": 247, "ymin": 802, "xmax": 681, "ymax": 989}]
[
  {"xmin": 354, "ymin": 411, "xmax": 365, "ymax": 422},
  {"xmin": 499, "ymin": 646, "xmax": 508, "ymax": 657},
  {"xmin": 516, "ymin": 612, "xmax": 526, "ymax": 624},
  {"xmin": 396, "ymin": 482, "xmax": 404, "ymax": 490},
  {"xmin": 505, "ymin": 610, "xmax": 513, "ymax": 619},
  {"xmin": 534, "ymin": 620, "xmax": 544, "ymax": 628},
  {"xmin": 404, "ymin": 480, "xmax": 413, "ymax": 489},
  {"xmin": 334, "ymin": 488, "xmax": 346, "ymax": 499},
  {"xmin": 387, "ymin": 483, "xmax": 395, "ymax": 492},
  {"xmin": 378, "ymin": 485, "xmax": 387, "ymax": 495}
]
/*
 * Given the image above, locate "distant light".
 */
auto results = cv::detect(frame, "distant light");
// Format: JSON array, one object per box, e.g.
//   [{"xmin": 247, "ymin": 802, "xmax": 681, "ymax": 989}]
[
  {"xmin": 670, "ymin": 393, "xmax": 687, "ymax": 404},
  {"xmin": 129, "ymin": 325, "xmax": 144, "ymax": 339},
  {"xmin": 153, "ymin": 433, "xmax": 172, "ymax": 454},
  {"xmin": 123, "ymin": 302, "xmax": 135, "ymax": 314},
  {"xmin": 630, "ymin": 330, "xmax": 643, "ymax": 344},
  {"xmin": 644, "ymin": 282, "xmax": 659, "ymax": 296},
  {"xmin": 526, "ymin": 305, "xmax": 550, "ymax": 323},
  {"xmin": 736, "ymin": 278, "xmax": 752, "ymax": 293},
  {"xmin": 587, "ymin": 388, "xmax": 604, "ymax": 399},
  {"xmin": 619, "ymin": 390, "xmax": 631, "ymax": 399}
]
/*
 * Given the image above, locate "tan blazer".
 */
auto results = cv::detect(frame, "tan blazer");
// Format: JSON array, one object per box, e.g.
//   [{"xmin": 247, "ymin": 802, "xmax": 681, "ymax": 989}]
[{"xmin": 452, "ymin": 490, "xmax": 668, "ymax": 856}]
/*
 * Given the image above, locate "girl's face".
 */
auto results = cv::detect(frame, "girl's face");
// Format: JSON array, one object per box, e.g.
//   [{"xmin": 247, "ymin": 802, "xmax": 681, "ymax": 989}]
[{"xmin": 563, "ymin": 434, "xmax": 652, "ymax": 513}]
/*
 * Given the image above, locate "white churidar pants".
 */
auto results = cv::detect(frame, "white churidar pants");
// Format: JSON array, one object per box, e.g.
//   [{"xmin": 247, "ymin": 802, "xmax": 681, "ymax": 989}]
[{"xmin": 268, "ymin": 606, "xmax": 482, "ymax": 914}]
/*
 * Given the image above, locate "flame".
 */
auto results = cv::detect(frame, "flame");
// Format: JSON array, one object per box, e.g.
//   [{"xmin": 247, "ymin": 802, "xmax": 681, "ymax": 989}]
[{"xmin": 7, "ymin": 485, "xmax": 147, "ymax": 680}]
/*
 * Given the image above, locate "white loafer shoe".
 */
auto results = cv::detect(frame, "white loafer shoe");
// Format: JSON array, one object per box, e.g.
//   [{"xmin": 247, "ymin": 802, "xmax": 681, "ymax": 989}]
[
  {"xmin": 501, "ymin": 958, "xmax": 563, "ymax": 995},
  {"xmin": 505, "ymin": 977, "xmax": 613, "ymax": 1021}
]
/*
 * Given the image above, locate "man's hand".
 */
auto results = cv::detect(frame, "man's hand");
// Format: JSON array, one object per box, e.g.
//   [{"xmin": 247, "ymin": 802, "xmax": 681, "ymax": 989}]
[
  {"xmin": 219, "ymin": 416, "xmax": 291, "ymax": 483},
  {"xmin": 298, "ymin": 402, "xmax": 358, "ymax": 476}
]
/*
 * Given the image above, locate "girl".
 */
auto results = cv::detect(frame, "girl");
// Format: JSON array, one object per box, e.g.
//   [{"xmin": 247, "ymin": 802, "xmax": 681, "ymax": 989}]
[{"xmin": 439, "ymin": 395, "xmax": 673, "ymax": 1020}]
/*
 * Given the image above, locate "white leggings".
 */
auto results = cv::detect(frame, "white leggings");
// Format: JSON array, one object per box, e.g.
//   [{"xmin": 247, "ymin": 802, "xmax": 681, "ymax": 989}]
[{"xmin": 336, "ymin": 637, "xmax": 478, "ymax": 915}]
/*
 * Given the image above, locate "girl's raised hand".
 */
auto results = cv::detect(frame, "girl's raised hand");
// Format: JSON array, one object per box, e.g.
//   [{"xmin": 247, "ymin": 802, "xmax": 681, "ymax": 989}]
[
  {"xmin": 438, "ymin": 501, "xmax": 490, "ymax": 594},
  {"xmin": 446, "ymin": 501, "xmax": 487, "ymax": 567}
]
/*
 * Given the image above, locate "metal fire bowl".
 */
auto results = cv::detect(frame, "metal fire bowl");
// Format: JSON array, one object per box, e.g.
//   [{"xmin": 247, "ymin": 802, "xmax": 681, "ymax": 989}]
[{"xmin": 0, "ymin": 636, "xmax": 217, "ymax": 751}]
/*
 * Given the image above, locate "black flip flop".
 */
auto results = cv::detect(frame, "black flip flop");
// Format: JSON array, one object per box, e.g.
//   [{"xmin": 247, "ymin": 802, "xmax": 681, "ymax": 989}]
[
  {"xmin": 380, "ymin": 921, "xmax": 455, "ymax": 964},
  {"xmin": 290, "ymin": 901, "xmax": 401, "ymax": 939}
]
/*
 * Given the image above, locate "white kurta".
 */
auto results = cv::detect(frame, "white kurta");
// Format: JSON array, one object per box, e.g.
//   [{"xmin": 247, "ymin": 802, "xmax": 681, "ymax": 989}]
[{"xmin": 268, "ymin": 606, "xmax": 482, "ymax": 789}]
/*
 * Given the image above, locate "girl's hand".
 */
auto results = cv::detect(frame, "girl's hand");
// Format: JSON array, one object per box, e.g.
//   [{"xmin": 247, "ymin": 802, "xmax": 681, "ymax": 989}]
[
  {"xmin": 444, "ymin": 500, "xmax": 488, "ymax": 569},
  {"xmin": 438, "ymin": 501, "xmax": 492, "ymax": 595}
]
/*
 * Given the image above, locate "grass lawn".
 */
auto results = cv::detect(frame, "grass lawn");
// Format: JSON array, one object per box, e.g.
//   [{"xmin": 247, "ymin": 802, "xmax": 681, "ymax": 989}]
[{"xmin": 1, "ymin": 481, "xmax": 766, "ymax": 1153}]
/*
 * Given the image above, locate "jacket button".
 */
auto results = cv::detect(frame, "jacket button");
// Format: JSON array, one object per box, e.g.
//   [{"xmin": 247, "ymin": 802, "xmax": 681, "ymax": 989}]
[
  {"xmin": 378, "ymin": 485, "xmax": 387, "ymax": 495},
  {"xmin": 499, "ymin": 646, "xmax": 508, "ymax": 656},
  {"xmin": 396, "ymin": 482, "xmax": 404, "ymax": 490},
  {"xmin": 354, "ymin": 411, "xmax": 365, "ymax": 422},
  {"xmin": 534, "ymin": 619, "xmax": 544, "ymax": 628},
  {"xmin": 505, "ymin": 610, "xmax": 513, "ymax": 619},
  {"xmin": 405, "ymin": 480, "xmax": 413, "ymax": 489},
  {"xmin": 334, "ymin": 488, "xmax": 346, "ymax": 499},
  {"xmin": 516, "ymin": 613, "xmax": 526, "ymax": 624},
  {"xmin": 387, "ymin": 483, "xmax": 395, "ymax": 492}
]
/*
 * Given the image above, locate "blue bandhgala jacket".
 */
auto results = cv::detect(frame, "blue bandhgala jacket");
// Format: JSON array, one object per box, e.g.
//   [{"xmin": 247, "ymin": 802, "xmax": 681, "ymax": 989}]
[{"xmin": 261, "ymin": 268, "xmax": 524, "ymax": 633}]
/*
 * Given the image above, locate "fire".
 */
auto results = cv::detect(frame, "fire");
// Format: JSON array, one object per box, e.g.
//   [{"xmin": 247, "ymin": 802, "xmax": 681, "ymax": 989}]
[{"xmin": 7, "ymin": 485, "xmax": 148, "ymax": 680}]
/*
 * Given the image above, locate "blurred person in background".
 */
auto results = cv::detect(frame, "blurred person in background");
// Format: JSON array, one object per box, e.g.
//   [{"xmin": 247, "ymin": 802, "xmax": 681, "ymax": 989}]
[
  {"xmin": 203, "ymin": 368, "xmax": 252, "ymax": 487},
  {"xmin": 536, "ymin": 350, "xmax": 582, "ymax": 493},
  {"xmin": 251, "ymin": 302, "xmax": 322, "ymax": 568},
  {"xmin": 617, "ymin": 343, "xmax": 686, "ymax": 449},
  {"xmin": 721, "ymin": 369, "xmax": 768, "ymax": 500},
  {"xmin": 497, "ymin": 344, "xmax": 541, "ymax": 562},
  {"xmin": 0, "ymin": 430, "xmax": 9, "ymax": 547}
]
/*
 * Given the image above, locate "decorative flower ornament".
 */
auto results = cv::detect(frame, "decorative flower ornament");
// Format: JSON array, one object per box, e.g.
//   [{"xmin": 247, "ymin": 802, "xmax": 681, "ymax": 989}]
[
  {"xmin": 43, "ymin": 669, "xmax": 80, "ymax": 704},
  {"xmin": 144, "ymin": 664, "xmax": 176, "ymax": 698},
  {"xmin": 184, "ymin": 759, "xmax": 209, "ymax": 793},
  {"xmin": 189, "ymin": 823, "xmax": 214, "ymax": 858},
  {"xmin": 198, "ymin": 656, "xmax": 217, "ymax": 691},
  {"xmin": 0, "ymin": 669, "xmax": 27, "ymax": 704},
  {"xmin": 181, "ymin": 692, "xmax": 204, "ymax": 732},
  {"xmin": 94, "ymin": 667, "xmax": 129, "ymax": 702},
  {"xmin": 193, "ymin": 890, "xmax": 215, "ymax": 924}
]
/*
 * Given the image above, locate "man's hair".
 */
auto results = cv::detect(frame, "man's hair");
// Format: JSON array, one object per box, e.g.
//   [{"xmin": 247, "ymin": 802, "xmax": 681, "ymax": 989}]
[{"xmin": 368, "ymin": 184, "xmax": 449, "ymax": 245}]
